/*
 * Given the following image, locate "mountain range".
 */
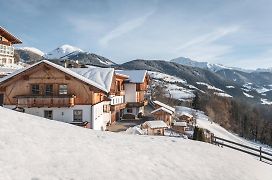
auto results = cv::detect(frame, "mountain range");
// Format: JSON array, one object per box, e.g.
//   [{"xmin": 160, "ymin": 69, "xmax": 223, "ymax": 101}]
[{"xmin": 13, "ymin": 44, "xmax": 272, "ymax": 105}]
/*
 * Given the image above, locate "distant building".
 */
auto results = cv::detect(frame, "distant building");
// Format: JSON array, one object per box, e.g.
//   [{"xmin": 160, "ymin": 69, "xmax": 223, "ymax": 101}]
[
  {"xmin": 151, "ymin": 107, "xmax": 173, "ymax": 126},
  {"xmin": 0, "ymin": 26, "xmax": 22, "ymax": 65},
  {"xmin": 116, "ymin": 70, "xmax": 149, "ymax": 118},
  {"xmin": 142, "ymin": 120, "xmax": 168, "ymax": 136}
]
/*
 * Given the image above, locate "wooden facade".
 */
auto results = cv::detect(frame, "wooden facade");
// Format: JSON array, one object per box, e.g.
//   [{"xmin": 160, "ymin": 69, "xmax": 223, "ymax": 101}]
[
  {"xmin": 110, "ymin": 74, "xmax": 128, "ymax": 123},
  {"xmin": 152, "ymin": 110, "xmax": 173, "ymax": 126},
  {"xmin": 0, "ymin": 62, "xmax": 108, "ymax": 108}
]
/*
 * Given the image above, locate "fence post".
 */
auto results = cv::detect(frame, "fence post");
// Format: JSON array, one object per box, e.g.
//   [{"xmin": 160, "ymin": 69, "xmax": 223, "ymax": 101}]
[{"xmin": 259, "ymin": 147, "xmax": 262, "ymax": 161}]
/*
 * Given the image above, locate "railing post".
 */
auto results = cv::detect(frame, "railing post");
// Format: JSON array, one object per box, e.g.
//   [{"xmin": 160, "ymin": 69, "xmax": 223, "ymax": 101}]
[{"xmin": 260, "ymin": 147, "xmax": 262, "ymax": 161}]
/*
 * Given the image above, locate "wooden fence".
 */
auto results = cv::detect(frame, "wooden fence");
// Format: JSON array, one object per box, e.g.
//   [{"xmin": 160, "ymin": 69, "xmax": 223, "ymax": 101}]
[{"xmin": 212, "ymin": 136, "xmax": 272, "ymax": 164}]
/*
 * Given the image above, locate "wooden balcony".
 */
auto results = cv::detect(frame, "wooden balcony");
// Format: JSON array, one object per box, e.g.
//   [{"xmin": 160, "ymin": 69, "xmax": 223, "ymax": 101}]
[
  {"xmin": 15, "ymin": 95, "xmax": 76, "ymax": 108},
  {"xmin": 0, "ymin": 41, "xmax": 11, "ymax": 46},
  {"xmin": 111, "ymin": 103, "xmax": 126, "ymax": 111}
]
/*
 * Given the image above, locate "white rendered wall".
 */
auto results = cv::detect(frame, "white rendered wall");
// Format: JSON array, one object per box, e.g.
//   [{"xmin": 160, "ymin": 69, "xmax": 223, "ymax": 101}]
[
  {"xmin": 4, "ymin": 104, "xmax": 111, "ymax": 131},
  {"xmin": 4, "ymin": 105, "xmax": 92, "ymax": 123},
  {"xmin": 91, "ymin": 101, "xmax": 111, "ymax": 131},
  {"xmin": 124, "ymin": 83, "xmax": 136, "ymax": 102}
]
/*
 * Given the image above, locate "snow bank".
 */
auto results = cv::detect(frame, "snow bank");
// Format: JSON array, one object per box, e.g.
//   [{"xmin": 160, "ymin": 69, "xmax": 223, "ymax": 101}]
[{"xmin": 0, "ymin": 107, "xmax": 271, "ymax": 180}]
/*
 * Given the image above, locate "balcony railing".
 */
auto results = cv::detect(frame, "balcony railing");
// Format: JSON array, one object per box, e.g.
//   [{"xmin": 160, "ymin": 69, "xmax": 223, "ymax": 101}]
[{"xmin": 15, "ymin": 95, "xmax": 76, "ymax": 108}]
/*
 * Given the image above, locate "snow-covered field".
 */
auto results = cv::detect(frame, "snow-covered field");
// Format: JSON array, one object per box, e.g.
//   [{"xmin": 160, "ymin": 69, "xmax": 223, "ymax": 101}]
[
  {"xmin": 148, "ymin": 71, "xmax": 195, "ymax": 100},
  {"xmin": 0, "ymin": 107, "xmax": 271, "ymax": 180}
]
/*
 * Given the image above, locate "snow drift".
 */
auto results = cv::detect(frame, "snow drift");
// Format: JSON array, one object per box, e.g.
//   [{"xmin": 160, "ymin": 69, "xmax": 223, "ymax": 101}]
[{"xmin": 0, "ymin": 107, "xmax": 271, "ymax": 180}]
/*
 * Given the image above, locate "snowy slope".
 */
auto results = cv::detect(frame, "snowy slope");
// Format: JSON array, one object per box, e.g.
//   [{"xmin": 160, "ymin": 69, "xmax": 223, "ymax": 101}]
[
  {"xmin": 17, "ymin": 47, "xmax": 44, "ymax": 56},
  {"xmin": 0, "ymin": 107, "xmax": 271, "ymax": 180},
  {"xmin": 45, "ymin": 44, "xmax": 83, "ymax": 59},
  {"xmin": 175, "ymin": 106, "xmax": 272, "ymax": 151}
]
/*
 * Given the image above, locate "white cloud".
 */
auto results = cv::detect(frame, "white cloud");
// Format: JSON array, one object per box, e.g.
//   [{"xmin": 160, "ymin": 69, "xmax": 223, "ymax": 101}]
[
  {"xmin": 174, "ymin": 26, "xmax": 240, "ymax": 61},
  {"xmin": 99, "ymin": 11, "xmax": 154, "ymax": 47}
]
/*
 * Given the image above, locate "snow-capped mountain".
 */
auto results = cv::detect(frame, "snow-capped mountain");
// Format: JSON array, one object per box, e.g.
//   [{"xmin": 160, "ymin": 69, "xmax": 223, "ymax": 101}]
[
  {"xmin": 171, "ymin": 57, "xmax": 231, "ymax": 72},
  {"xmin": 44, "ymin": 44, "xmax": 83, "ymax": 59}
]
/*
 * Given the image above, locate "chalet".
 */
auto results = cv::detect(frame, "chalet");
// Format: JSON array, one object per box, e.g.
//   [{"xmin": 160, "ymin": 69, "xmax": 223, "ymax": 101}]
[
  {"xmin": 0, "ymin": 60, "xmax": 114, "ymax": 130},
  {"xmin": 172, "ymin": 121, "xmax": 187, "ymax": 133},
  {"xmin": 151, "ymin": 107, "xmax": 173, "ymax": 126},
  {"xmin": 178, "ymin": 112, "xmax": 193, "ymax": 124},
  {"xmin": 142, "ymin": 120, "xmax": 168, "ymax": 136},
  {"xmin": 0, "ymin": 60, "xmax": 150, "ymax": 130},
  {"xmin": 151, "ymin": 100, "xmax": 175, "ymax": 125},
  {"xmin": 115, "ymin": 70, "xmax": 149, "ymax": 118},
  {"xmin": 153, "ymin": 100, "xmax": 175, "ymax": 114},
  {"xmin": 0, "ymin": 26, "xmax": 22, "ymax": 65}
]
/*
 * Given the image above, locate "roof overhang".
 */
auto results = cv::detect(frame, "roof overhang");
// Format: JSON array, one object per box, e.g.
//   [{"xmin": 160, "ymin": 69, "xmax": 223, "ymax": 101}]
[{"xmin": 0, "ymin": 26, "xmax": 22, "ymax": 44}]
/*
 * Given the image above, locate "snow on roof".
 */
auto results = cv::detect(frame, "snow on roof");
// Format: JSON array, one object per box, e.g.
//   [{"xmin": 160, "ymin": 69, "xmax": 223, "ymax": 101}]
[
  {"xmin": 0, "ymin": 60, "xmax": 110, "ymax": 93},
  {"xmin": 151, "ymin": 107, "xmax": 173, "ymax": 115},
  {"xmin": 153, "ymin": 100, "xmax": 175, "ymax": 113},
  {"xmin": 144, "ymin": 120, "xmax": 168, "ymax": 129},
  {"xmin": 70, "ymin": 67, "xmax": 114, "ymax": 92},
  {"xmin": 115, "ymin": 70, "xmax": 147, "ymax": 83},
  {"xmin": 174, "ymin": 121, "xmax": 187, "ymax": 127},
  {"xmin": 179, "ymin": 112, "xmax": 193, "ymax": 118}
]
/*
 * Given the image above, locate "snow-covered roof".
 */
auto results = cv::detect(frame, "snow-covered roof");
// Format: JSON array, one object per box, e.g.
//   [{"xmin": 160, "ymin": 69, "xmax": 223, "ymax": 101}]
[
  {"xmin": 144, "ymin": 120, "xmax": 168, "ymax": 129},
  {"xmin": 173, "ymin": 121, "xmax": 187, "ymax": 127},
  {"xmin": 153, "ymin": 101, "xmax": 175, "ymax": 113},
  {"xmin": 0, "ymin": 60, "xmax": 110, "ymax": 93},
  {"xmin": 151, "ymin": 107, "xmax": 173, "ymax": 115},
  {"xmin": 178, "ymin": 112, "xmax": 193, "ymax": 118},
  {"xmin": 70, "ymin": 67, "xmax": 114, "ymax": 92},
  {"xmin": 115, "ymin": 70, "xmax": 147, "ymax": 83}
]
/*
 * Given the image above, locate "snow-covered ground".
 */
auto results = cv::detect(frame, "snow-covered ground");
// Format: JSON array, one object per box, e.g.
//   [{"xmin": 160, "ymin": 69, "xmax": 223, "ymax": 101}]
[
  {"xmin": 214, "ymin": 92, "xmax": 233, "ymax": 98},
  {"xmin": 0, "ymin": 107, "xmax": 271, "ymax": 180},
  {"xmin": 148, "ymin": 71, "xmax": 195, "ymax": 100},
  {"xmin": 243, "ymin": 92, "xmax": 254, "ymax": 98},
  {"xmin": 196, "ymin": 82, "xmax": 224, "ymax": 92},
  {"xmin": 175, "ymin": 106, "xmax": 272, "ymax": 151}
]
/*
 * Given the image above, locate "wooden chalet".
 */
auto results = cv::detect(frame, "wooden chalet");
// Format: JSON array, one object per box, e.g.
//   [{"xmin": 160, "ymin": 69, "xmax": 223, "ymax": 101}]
[
  {"xmin": 116, "ymin": 70, "xmax": 149, "ymax": 118},
  {"xmin": 151, "ymin": 107, "xmax": 173, "ymax": 126},
  {"xmin": 0, "ymin": 26, "xmax": 22, "ymax": 65},
  {"xmin": 0, "ymin": 60, "xmax": 113, "ymax": 130},
  {"xmin": 142, "ymin": 120, "xmax": 168, "ymax": 136}
]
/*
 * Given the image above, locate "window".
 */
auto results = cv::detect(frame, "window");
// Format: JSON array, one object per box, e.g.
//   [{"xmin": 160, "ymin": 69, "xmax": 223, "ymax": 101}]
[
  {"xmin": 44, "ymin": 110, "xmax": 53, "ymax": 120},
  {"xmin": 45, "ymin": 84, "xmax": 53, "ymax": 96},
  {"xmin": 59, "ymin": 84, "xmax": 68, "ymax": 95},
  {"xmin": 127, "ymin": 108, "xmax": 133, "ymax": 113},
  {"xmin": 103, "ymin": 105, "xmax": 110, "ymax": 113},
  {"xmin": 31, "ymin": 84, "xmax": 40, "ymax": 95},
  {"xmin": 73, "ymin": 110, "xmax": 83, "ymax": 122}
]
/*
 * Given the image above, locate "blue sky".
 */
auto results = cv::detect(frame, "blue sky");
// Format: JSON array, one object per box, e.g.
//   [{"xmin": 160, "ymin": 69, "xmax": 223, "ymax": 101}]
[{"xmin": 1, "ymin": 0, "xmax": 272, "ymax": 69}]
